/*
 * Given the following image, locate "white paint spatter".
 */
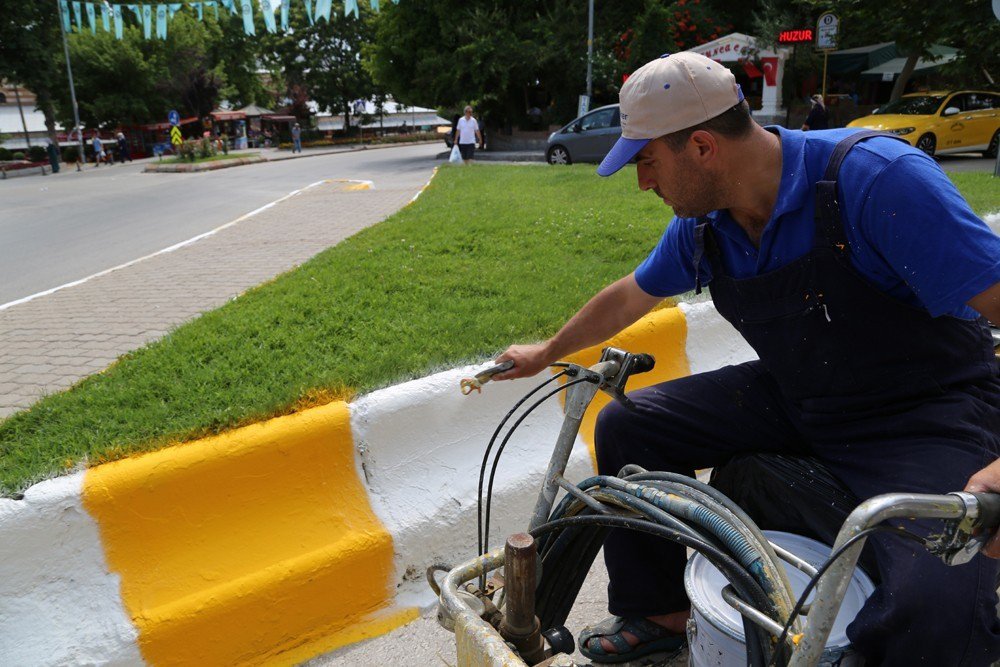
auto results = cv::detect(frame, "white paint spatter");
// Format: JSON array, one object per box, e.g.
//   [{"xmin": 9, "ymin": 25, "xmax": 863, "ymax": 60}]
[
  {"xmin": 349, "ymin": 364, "xmax": 594, "ymax": 609},
  {"xmin": 679, "ymin": 301, "xmax": 758, "ymax": 375},
  {"xmin": 0, "ymin": 473, "xmax": 143, "ymax": 666},
  {"xmin": 0, "ymin": 179, "xmax": 328, "ymax": 313}
]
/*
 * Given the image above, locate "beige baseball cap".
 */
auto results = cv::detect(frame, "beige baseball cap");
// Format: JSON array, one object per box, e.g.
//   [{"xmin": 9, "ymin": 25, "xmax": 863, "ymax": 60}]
[{"xmin": 598, "ymin": 52, "xmax": 744, "ymax": 176}]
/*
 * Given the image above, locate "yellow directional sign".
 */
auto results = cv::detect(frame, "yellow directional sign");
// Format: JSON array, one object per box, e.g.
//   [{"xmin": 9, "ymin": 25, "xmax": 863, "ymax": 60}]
[{"xmin": 170, "ymin": 126, "xmax": 182, "ymax": 145}]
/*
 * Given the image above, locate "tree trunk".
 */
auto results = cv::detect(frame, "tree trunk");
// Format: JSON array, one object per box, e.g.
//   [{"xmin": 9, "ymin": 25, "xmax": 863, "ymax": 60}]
[
  {"xmin": 889, "ymin": 53, "xmax": 919, "ymax": 103},
  {"xmin": 34, "ymin": 86, "xmax": 61, "ymax": 147}
]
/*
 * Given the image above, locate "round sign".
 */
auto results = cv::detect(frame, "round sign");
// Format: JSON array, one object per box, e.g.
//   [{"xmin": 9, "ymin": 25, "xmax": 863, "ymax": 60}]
[{"xmin": 168, "ymin": 109, "xmax": 180, "ymax": 127}]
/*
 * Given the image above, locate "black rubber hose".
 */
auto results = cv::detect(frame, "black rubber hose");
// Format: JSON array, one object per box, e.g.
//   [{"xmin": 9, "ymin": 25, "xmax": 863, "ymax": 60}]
[
  {"xmin": 477, "ymin": 370, "xmax": 567, "ymax": 558},
  {"xmin": 483, "ymin": 377, "xmax": 592, "ymax": 556},
  {"xmin": 532, "ymin": 514, "xmax": 773, "ymax": 667}
]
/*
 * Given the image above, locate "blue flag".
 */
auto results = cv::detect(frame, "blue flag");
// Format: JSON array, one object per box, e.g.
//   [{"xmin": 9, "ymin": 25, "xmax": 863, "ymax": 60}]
[
  {"xmin": 343, "ymin": 0, "xmax": 358, "ymax": 18},
  {"xmin": 85, "ymin": 3, "xmax": 96, "ymax": 33},
  {"xmin": 127, "ymin": 3, "xmax": 140, "ymax": 20},
  {"xmin": 168, "ymin": 3, "xmax": 182, "ymax": 17},
  {"xmin": 240, "ymin": 0, "xmax": 254, "ymax": 35},
  {"xmin": 142, "ymin": 4, "xmax": 152, "ymax": 38},
  {"xmin": 100, "ymin": 3, "xmax": 110, "ymax": 30},
  {"xmin": 280, "ymin": 0, "xmax": 289, "ymax": 29},
  {"xmin": 155, "ymin": 4, "xmax": 167, "ymax": 38},
  {"xmin": 72, "ymin": 1, "xmax": 83, "ymax": 29},
  {"xmin": 59, "ymin": 0, "xmax": 71, "ymax": 32},
  {"xmin": 314, "ymin": 0, "xmax": 331, "ymax": 21},
  {"xmin": 261, "ymin": 0, "xmax": 276, "ymax": 32},
  {"xmin": 303, "ymin": 0, "xmax": 313, "ymax": 24},
  {"xmin": 369, "ymin": 0, "xmax": 379, "ymax": 11},
  {"xmin": 113, "ymin": 4, "xmax": 123, "ymax": 38}
]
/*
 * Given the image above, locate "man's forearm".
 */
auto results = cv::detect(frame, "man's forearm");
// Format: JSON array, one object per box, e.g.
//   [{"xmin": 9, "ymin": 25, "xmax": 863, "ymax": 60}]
[{"xmin": 543, "ymin": 274, "xmax": 662, "ymax": 361}]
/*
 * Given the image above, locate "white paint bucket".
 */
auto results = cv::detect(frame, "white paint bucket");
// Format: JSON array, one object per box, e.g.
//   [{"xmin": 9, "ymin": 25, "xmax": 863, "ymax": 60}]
[{"xmin": 684, "ymin": 530, "xmax": 875, "ymax": 667}]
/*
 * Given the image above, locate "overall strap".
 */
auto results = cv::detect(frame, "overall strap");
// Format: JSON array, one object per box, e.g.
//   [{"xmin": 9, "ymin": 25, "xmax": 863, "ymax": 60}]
[
  {"xmin": 814, "ymin": 130, "xmax": 906, "ymax": 252},
  {"xmin": 692, "ymin": 219, "xmax": 721, "ymax": 295}
]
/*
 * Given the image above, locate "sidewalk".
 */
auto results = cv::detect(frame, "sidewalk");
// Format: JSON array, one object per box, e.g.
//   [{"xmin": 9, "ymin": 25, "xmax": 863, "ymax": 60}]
[{"xmin": 0, "ymin": 176, "xmax": 426, "ymax": 418}]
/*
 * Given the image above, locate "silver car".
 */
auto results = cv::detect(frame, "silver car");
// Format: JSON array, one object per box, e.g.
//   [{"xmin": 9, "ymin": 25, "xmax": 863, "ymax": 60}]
[{"xmin": 546, "ymin": 104, "xmax": 622, "ymax": 165}]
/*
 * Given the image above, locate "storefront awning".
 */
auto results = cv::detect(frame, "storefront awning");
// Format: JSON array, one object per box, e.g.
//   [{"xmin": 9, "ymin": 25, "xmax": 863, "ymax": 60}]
[
  {"xmin": 211, "ymin": 110, "xmax": 247, "ymax": 121},
  {"xmin": 860, "ymin": 51, "xmax": 958, "ymax": 80}
]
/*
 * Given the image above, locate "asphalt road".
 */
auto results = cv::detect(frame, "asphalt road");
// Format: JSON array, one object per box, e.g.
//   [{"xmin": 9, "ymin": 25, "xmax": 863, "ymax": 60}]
[{"xmin": 0, "ymin": 144, "xmax": 442, "ymax": 306}]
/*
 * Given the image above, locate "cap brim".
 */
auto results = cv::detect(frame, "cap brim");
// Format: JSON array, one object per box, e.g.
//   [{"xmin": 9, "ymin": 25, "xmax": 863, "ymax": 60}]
[{"xmin": 597, "ymin": 137, "xmax": 650, "ymax": 177}]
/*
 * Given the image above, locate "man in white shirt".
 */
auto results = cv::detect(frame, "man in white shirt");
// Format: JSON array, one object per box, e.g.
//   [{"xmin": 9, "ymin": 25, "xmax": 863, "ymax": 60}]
[{"xmin": 455, "ymin": 105, "xmax": 482, "ymax": 164}]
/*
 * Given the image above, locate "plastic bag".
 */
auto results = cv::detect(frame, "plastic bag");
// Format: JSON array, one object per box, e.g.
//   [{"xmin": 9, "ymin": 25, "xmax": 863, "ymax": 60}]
[{"xmin": 449, "ymin": 144, "xmax": 462, "ymax": 164}]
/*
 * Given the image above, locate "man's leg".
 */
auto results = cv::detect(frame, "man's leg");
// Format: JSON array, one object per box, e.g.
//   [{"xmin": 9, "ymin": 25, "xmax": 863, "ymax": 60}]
[
  {"xmin": 595, "ymin": 362, "xmax": 808, "ymax": 632},
  {"xmin": 812, "ymin": 380, "xmax": 1000, "ymax": 666}
]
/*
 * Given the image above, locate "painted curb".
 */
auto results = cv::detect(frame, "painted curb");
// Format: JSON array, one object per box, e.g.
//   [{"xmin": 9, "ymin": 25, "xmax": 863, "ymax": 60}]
[{"xmin": 0, "ymin": 301, "xmax": 755, "ymax": 665}]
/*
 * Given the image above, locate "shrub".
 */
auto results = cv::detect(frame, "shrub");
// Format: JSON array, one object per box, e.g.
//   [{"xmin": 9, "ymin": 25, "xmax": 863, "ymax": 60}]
[
  {"xmin": 178, "ymin": 139, "xmax": 197, "ymax": 162},
  {"xmin": 28, "ymin": 145, "xmax": 47, "ymax": 162},
  {"xmin": 12, "ymin": 151, "xmax": 24, "ymax": 160},
  {"xmin": 0, "ymin": 147, "xmax": 11, "ymax": 161},
  {"xmin": 62, "ymin": 146, "xmax": 80, "ymax": 163},
  {"xmin": 197, "ymin": 136, "xmax": 214, "ymax": 159}
]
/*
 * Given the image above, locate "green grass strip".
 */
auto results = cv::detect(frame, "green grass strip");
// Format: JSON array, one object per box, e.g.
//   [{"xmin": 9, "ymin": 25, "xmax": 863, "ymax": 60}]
[{"xmin": 0, "ymin": 166, "xmax": 996, "ymax": 495}]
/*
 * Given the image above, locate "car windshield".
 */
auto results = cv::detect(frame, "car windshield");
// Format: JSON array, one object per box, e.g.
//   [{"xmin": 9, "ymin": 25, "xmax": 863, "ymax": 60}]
[{"xmin": 874, "ymin": 96, "xmax": 945, "ymax": 115}]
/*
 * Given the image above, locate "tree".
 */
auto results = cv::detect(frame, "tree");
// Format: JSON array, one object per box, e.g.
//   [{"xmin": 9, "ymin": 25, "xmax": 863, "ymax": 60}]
[
  {"xmin": 0, "ymin": 0, "xmax": 66, "ymax": 145},
  {"xmin": 261, "ymin": 2, "xmax": 378, "ymax": 132}
]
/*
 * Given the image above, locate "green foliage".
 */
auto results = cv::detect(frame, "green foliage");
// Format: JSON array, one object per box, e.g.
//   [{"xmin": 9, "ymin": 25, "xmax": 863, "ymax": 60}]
[
  {"xmin": 11, "ymin": 151, "xmax": 24, "ymax": 160},
  {"xmin": 0, "ymin": 147, "xmax": 11, "ymax": 161},
  {"xmin": 61, "ymin": 145, "xmax": 79, "ymax": 163},
  {"xmin": 27, "ymin": 146, "xmax": 47, "ymax": 162}
]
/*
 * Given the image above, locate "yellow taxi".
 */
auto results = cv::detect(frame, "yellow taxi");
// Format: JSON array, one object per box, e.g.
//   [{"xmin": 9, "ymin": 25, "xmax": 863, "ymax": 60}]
[{"xmin": 846, "ymin": 91, "xmax": 1000, "ymax": 158}]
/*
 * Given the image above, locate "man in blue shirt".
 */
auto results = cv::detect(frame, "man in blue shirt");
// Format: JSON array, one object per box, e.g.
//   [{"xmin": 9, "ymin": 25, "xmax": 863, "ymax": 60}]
[{"xmin": 496, "ymin": 52, "xmax": 1000, "ymax": 664}]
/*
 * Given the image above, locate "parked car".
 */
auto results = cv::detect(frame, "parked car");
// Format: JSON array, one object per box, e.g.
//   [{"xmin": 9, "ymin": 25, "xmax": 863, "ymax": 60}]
[
  {"xmin": 846, "ymin": 91, "xmax": 1000, "ymax": 158},
  {"xmin": 546, "ymin": 104, "xmax": 622, "ymax": 165}
]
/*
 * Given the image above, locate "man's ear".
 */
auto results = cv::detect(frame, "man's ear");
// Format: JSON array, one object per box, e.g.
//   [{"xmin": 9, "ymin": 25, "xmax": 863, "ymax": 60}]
[{"xmin": 689, "ymin": 129, "xmax": 718, "ymax": 160}]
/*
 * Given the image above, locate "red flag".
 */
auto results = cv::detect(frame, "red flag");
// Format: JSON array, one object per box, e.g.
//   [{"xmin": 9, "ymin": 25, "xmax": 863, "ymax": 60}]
[
  {"xmin": 761, "ymin": 57, "xmax": 778, "ymax": 86},
  {"xmin": 742, "ymin": 60, "xmax": 763, "ymax": 78}
]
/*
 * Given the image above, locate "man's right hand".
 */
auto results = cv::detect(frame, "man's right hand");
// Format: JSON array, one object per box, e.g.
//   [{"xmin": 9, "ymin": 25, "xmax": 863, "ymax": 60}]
[{"xmin": 493, "ymin": 343, "xmax": 556, "ymax": 381}]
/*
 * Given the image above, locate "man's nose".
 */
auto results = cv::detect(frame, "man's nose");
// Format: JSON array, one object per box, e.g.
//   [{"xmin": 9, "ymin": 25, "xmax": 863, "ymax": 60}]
[{"xmin": 636, "ymin": 164, "xmax": 655, "ymax": 191}]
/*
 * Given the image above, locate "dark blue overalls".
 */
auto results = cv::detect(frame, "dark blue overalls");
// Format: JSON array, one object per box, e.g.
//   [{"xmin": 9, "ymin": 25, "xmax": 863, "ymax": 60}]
[{"xmin": 596, "ymin": 132, "xmax": 1000, "ymax": 664}]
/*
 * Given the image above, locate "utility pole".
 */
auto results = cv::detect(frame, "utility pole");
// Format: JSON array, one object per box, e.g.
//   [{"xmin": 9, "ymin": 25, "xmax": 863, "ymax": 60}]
[
  {"xmin": 586, "ymin": 0, "xmax": 594, "ymax": 100},
  {"xmin": 56, "ymin": 0, "xmax": 85, "ymax": 171}
]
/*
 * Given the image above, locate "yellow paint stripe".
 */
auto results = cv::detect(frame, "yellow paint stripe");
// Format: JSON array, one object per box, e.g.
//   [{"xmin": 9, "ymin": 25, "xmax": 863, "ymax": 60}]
[
  {"xmin": 83, "ymin": 401, "xmax": 397, "ymax": 666},
  {"xmin": 559, "ymin": 306, "xmax": 690, "ymax": 468}
]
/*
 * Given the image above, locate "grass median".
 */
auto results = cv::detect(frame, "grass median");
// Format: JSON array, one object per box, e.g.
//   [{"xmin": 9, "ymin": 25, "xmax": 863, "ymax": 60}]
[{"xmin": 1, "ymin": 166, "xmax": 997, "ymax": 495}]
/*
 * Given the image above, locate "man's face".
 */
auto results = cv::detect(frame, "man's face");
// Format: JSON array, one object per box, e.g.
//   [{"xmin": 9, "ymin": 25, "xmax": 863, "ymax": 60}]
[{"xmin": 634, "ymin": 136, "xmax": 719, "ymax": 219}]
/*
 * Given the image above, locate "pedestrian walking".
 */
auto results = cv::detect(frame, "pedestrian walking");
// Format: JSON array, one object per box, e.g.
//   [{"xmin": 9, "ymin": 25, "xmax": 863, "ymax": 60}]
[
  {"xmin": 291, "ymin": 123, "xmax": 302, "ymax": 153},
  {"xmin": 91, "ymin": 132, "xmax": 105, "ymax": 167},
  {"xmin": 455, "ymin": 105, "xmax": 482, "ymax": 165},
  {"xmin": 116, "ymin": 132, "xmax": 132, "ymax": 163},
  {"xmin": 802, "ymin": 93, "xmax": 829, "ymax": 131}
]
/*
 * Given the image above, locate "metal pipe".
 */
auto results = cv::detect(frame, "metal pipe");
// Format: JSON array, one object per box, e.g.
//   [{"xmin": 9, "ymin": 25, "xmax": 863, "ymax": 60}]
[
  {"xmin": 768, "ymin": 541, "xmax": 819, "ymax": 578},
  {"xmin": 791, "ymin": 493, "xmax": 964, "ymax": 666},
  {"xmin": 586, "ymin": 0, "xmax": 594, "ymax": 100},
  {"xmin": 554, "ymin": 474, "xmax": 612, "ymax": 516},
  {"xmin": 721, "ymin": 585, "xmax": 794, "ymax": 645},
  {"xmin": 502, "ymin": 533, "xmax": 538, "ymax": 636},
  {"xmin": 56, "ymin": 0, "xmax": 85, "ymax": 171}
]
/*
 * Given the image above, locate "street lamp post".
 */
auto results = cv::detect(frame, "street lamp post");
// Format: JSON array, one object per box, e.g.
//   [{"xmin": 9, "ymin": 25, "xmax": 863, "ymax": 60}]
[
  {"xmin": 586, "ymin": 0, "xmax": 594, "ymax": 100},
  {"xmin": 56, "ymin": 0, "xmax": 85, "ymax": 171}
]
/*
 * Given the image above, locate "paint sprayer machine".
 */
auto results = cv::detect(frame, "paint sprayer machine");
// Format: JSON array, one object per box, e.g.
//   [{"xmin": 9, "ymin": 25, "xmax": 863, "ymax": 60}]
[{"xmin": 431, "ymin": 346, "xmax": 1000, "ymax": 667}]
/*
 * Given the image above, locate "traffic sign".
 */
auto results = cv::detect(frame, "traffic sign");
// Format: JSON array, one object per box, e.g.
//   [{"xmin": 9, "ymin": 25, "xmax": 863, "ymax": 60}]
[
  {"xmin": 816, "ymin": 12, "xmax": 839, "ymax": 50},
  {"xmin": 170, "ymin": 126, "xmax": 182, "ymax": 145},
  {"xmin": 168, "ymin": 109, "xmax": 180, "ymax": 127}
]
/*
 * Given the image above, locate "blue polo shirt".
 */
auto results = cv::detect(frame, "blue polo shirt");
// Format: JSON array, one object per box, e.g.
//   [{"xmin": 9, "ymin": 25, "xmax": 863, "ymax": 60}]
[{"xmin": 634, "ymin": 127, "xmax": 1000, "ymax": 319}]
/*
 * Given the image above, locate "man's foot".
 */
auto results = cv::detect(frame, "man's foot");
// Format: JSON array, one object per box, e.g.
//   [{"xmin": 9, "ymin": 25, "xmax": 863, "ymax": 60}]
[{"xmin": 579, "ymin": 612, "xmax": 688, "ymax": 663}]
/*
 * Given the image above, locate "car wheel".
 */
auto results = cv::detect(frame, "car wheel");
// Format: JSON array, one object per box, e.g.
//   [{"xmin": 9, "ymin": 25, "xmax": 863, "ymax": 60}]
[
  {"xmin": 984, "ymin": 130, "xmax": 999, "ymax": 159},
  {"xmin": 547, "ymin": 145, "xmax": 571, "ymax": 165},
  {"xmin": 915, "ymin": 133, "xmax": 936, "ymax": 157}
]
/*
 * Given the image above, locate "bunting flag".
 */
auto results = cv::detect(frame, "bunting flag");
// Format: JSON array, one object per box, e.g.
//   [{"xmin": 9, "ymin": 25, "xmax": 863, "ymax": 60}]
[
  {"xmin": 72, "ymin": 1, "xmax": 83, "ymax": 29},
  {"xmin": 369, "ymin": 0, "xmax": 379, "ymax": 11},
  {"xmin": 142, "ymin": 4, "xmax": 152, "ymax": 38},
  {"xmin": 113, "ymin": 4, "xmax": 123, "ymax": 38},
  {"xmin": 280, "ymin": 0, "xmax": 289, "ymax": 30},
  {"xmin": 127, "ymin": 3, "xmax": 141, "ymax": 21},
  {"xmin": 343, "ymin": 0, "xmax": 358, "ymax": 18},
  {"xmin": 85, "ymin": 2, "xmax": 96, "ymax": 33},
  {"xmin": 240, "ymin": 0, "xmax": 254, "ymax": 35},
  {"xmin": 101, "ymin": 3, "xmax": 110, "ymax": 31},
  {"xmin": 315, "ymin": 0, "xmax": 331, "ymax": 21},
  {"xmin": 167, "ymin": 3, "xmax": 182, "ymax": 18},
  {"xmin": 192, "ymin": 2, "xmax": 202, "ymax": 20},
  {"xmin": 156, "ymin": 4, "xmax": 167, "ymax": 38},
  {"xmin": 261, "ymin": 0, "xmax": 276, "ymax": 33},
  {"xmin": 59, "ymin": 0, "xmax": 71, "ymax": 32},
  {"xmin": 303, "ymin": 0, "xmax": 313, "ymax": 24}
]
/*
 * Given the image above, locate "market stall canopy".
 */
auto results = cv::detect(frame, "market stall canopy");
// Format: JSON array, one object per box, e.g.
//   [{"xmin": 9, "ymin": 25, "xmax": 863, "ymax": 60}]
[
  {"xmin": 211, "ymin": 109, "xmax": 247, "ymax": 121},
  {"xmin": 316, "ymin": 101, "xmax": 449, "ymax": 132},
  {"xmin": 860, "ymin": 46, "xmax": 958, "ymax": 80},
  {"xmin": 238, "ymin": 104, "xmax": 275, "ymax": 117}
]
